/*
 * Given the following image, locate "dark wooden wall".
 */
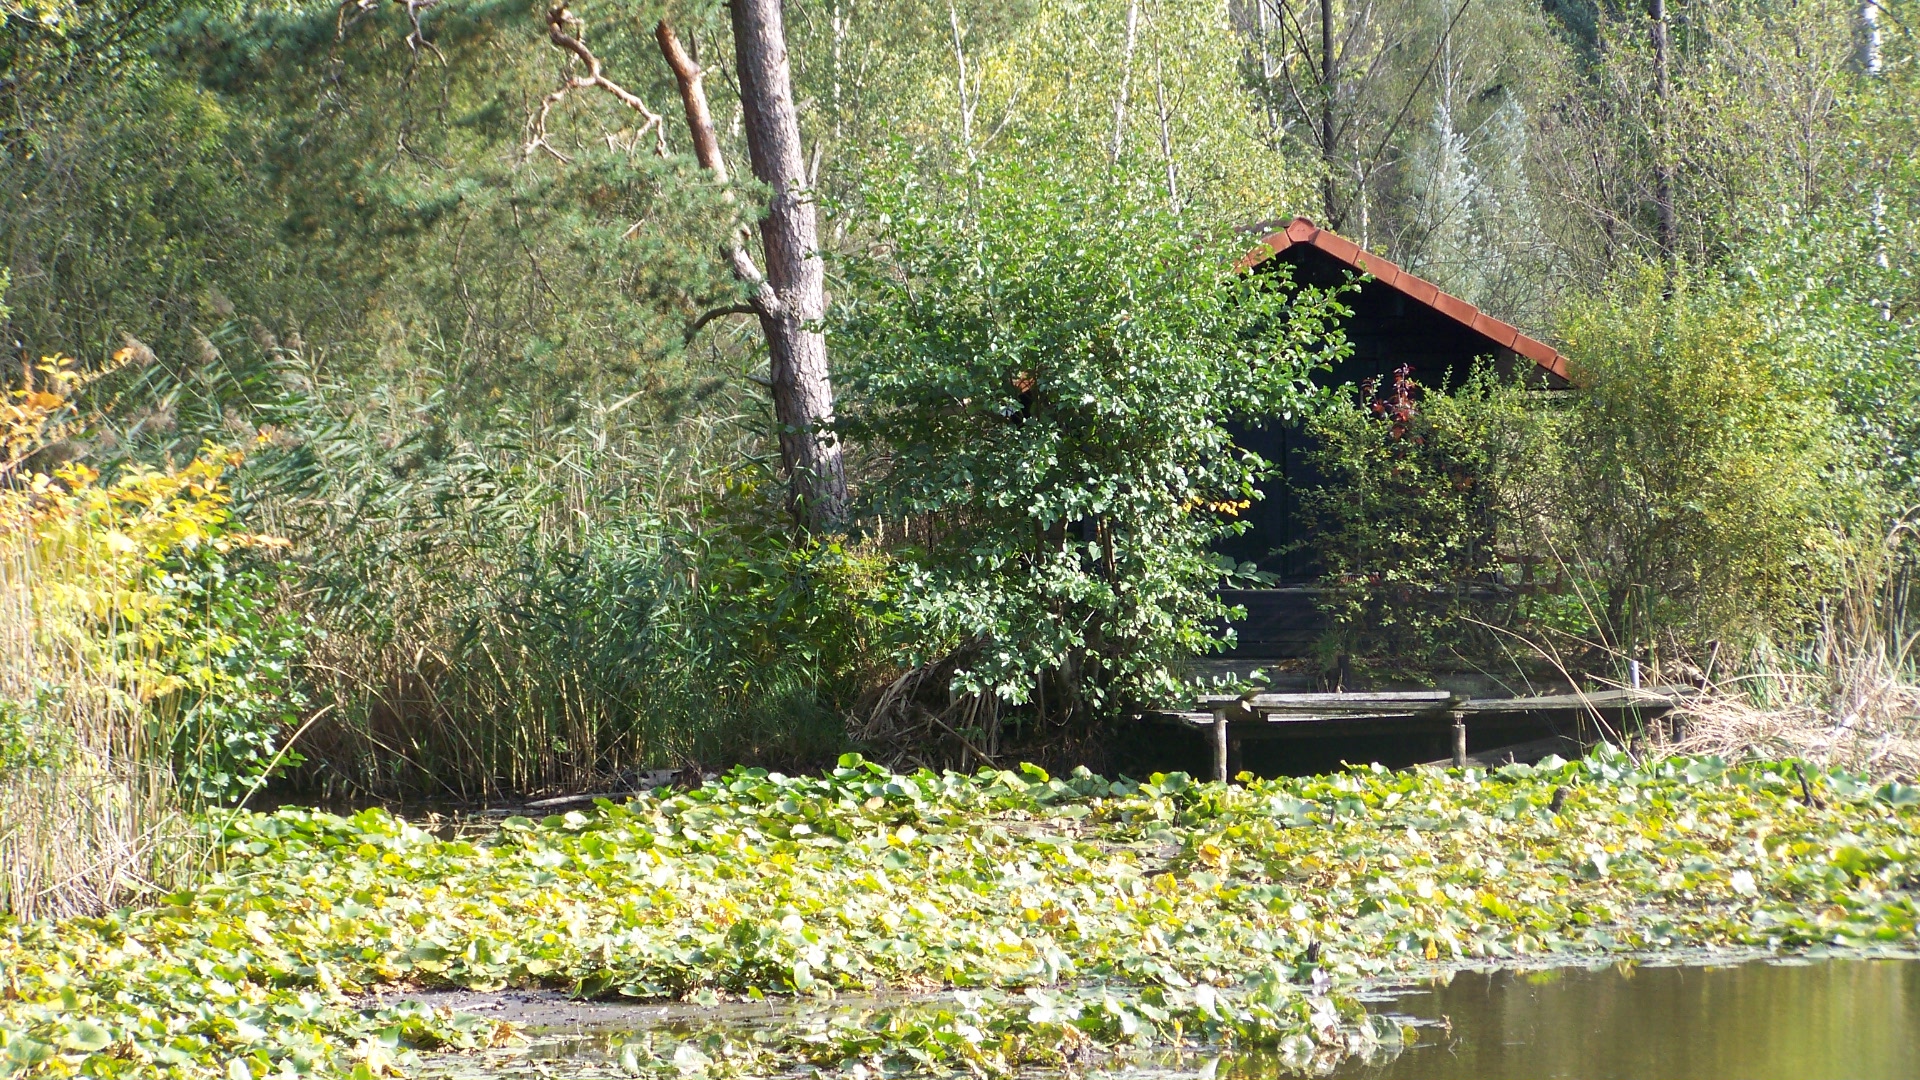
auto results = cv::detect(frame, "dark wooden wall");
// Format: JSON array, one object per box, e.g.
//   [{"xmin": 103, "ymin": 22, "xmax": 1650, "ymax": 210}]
[{"xmin": 1214, "ymin": 245, "xmax": 1522, "ymax": 584}]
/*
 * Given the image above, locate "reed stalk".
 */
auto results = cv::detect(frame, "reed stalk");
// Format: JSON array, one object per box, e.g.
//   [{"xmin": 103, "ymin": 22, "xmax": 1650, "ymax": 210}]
[
  {"xmin": 1662, "ymin": 520, "xmax": 1920, "ymax": 780},
  {"xmin": 0, "ymin": 514, "xmax": 198, "ymax": 922}
]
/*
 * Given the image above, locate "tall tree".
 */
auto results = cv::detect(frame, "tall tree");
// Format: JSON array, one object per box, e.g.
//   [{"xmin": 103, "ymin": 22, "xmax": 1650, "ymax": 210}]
[
  {"xmin": 538, "ymin": 0, "xmax": 845, "ymax": 528},
  {"xmin": 1534, "ymin": 0, "xmax": 1898, "ymax": 276},
  {"xmin": 726, "ymin": 0, "xmax": 846, "ymax": 529},
  {"xmin": 1648, "ymin": 0, "xmax": 1675, "ymax": 262}
]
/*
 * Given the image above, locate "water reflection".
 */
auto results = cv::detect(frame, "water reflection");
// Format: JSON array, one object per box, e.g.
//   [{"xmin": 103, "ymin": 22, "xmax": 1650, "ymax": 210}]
[
  {"xmin": 1320, "ymin": 956, "xmax": 1920, "ymax": 1080},
  {"xmin": 416, "ymin": 957, "xmax": 1920, "ymax": 1080}
]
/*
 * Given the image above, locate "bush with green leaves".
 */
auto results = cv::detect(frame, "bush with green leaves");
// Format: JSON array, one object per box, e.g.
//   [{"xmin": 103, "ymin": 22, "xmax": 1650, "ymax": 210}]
[
  {"xmin": 1303, "ymin": 271, "xmax": 1875, "ymax": 672},
  {"xmin": 0, "ymin": 446, "xmax": 306, "ymax": 919},
  {"xmin": 10, "ymin": 451, "xmax": 309, "ymax": 804},
  {"xmin": 145, "ymin": 539, "xmax": 309, "ymax": 803},
  {"xmin": 1554, "ymin": 269, "xmax": 1869, "ymax": 650},
  {"xmin": 835, "ymin": 163, "xmax": 1349, "ymax": 719},
  {"xmin": 1734, "ymin": 159, "xmax": 1920, "ymax": 501},
  {"xmin": 1299, "ymin": 365, "xmax": 1561, "ymax": 671}
]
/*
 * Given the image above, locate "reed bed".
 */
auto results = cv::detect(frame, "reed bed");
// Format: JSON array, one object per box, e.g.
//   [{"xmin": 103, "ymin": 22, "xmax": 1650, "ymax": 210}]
[
  {"xmin": 1669, "ymin": 677, "xmax": 1920, "ymax": 781},
  {"xmin": 0, "ymin": 522, "xmax": 196, "ymax": 922},
  {"xmin": 1660, "ymin": 522, "xmax": 1920, "ymax": 781}
]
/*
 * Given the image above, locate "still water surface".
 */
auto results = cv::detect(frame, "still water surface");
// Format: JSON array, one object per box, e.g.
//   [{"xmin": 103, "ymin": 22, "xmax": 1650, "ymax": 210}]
[
  {"xmin": 1327, "ymin": 956, "xmax": 1920, "ymax": 1080},
  {"xmin": 441, "ymin": 956, "xmax": 1920, "ymax": 1079}
]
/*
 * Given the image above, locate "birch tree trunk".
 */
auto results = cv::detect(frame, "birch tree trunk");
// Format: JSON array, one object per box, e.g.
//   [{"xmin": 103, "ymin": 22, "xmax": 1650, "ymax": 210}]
[
  {"xmin": 1649, "ymin": 0, "xmax": 1676, "ymax": 262},
  {"xmin": 1110, "ymin": 0, "xmax": 1139, "ymax": 162},
  {"xmin": 1319, "ymin": 0, "xmax": 1338, "ymax": 226},
  {"xmin": 729, "ymin": 0, "xmax": 848, "ymax": 529}
]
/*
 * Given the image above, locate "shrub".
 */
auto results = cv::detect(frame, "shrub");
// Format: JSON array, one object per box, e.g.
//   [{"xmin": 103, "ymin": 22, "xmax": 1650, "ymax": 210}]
[
  {"xmin": 0, "ymin": 348, "xmax": 305, "ymax": 917},
  {"xmin": 0, "ymin": 356, "xmax": 302, "ymax": 916},
  {"xmin": 1300, "ymin": 267, "xmax": 1874, "ymax": 675},
  {"xmin": 835, "ymin": 163, "xmax": 1348, "ymax": 728},
  {"xmin": 1554, "ymin": 269, "xmax": 1867, "ymax": 650},
  {"xmin": 21, "ymin": 453, "xmax": 306, "ymax": 802},
  {"xmin": 1299, "ymin": 365, "xmax": 1561, "ymax": 670},
  {"xmin": 1735, "ymin": 208, "xmax": 1920, "ymax": 503}
]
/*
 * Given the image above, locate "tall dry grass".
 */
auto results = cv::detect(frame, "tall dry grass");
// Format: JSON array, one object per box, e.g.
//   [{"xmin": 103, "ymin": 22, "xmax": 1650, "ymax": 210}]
[
  {"xmin": 0, "ymin": 354, "xmax": 246, "ymax": 920},
  {"xmin": 1662, "ymin": 520, "xmax": 1920, "ymax": 780},
  {"xmin": 0, "ymin": 522, "xmax": 197, "ymax": 922}
]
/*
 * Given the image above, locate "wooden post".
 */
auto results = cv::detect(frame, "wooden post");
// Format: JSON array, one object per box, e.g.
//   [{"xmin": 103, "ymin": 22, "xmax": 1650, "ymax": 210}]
[
  {"xmin": 1212, "ymin": 709, "xmax": 1230, "ymax": 783},
  {"xmin": 1451, "ymin": 712, "xmax": 1468, "ymax": 768}
]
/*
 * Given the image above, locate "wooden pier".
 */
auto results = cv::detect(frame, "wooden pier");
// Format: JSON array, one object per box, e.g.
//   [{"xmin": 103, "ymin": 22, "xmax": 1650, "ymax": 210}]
[{"xmin": 1177, "ymin": 686, "xmax": 1697, "ymax": 781}]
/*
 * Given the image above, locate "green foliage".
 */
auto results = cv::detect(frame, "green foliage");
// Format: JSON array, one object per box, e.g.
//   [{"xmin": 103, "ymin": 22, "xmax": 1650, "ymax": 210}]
[
  {"xmin": 7, "ymin": 452, "xmax": 307, "ymax": 803},
  {"xmin": 0, "ymin": 445, "xmax": 301, "ymax": 920},
  {"xmin": 292, "ymin": 443, "xmax": 876, "ymax": 797},
  {"xmin": 1302, "ymin": 271, "xmax": 1876, "ymax": 669},
  {"xmin": 1534, "ymin": 0, "xmax": 1916, "ymax": 275},
  {"xmin": 0, "ymin": 0, "xmax": 1911, "ymax": 791},
  {"xmin": 1735, "ymin": 158, "xmax": 1920, "ymax": 499},
  {"xmin": 1555, "ymin": 269, "xmax": 1866, "ymax": 646},
  {"xmin": 797, "ymin": 0, "xmax": 1315, "ymax": 221},
  {"xmin": 1, "ymin": 19, "xmax": 271, "ymax": 373},
  {"xmin": 1, "ymin": 752, "xmax": 1916, "ymax": 1076},
  {"xmin": 0, "ymin": 0, "xmax": 844, "ymax": 797},
  {"xmin": 1300, "ymin": 365, "xmax": 1559, "ymax": 667},
  {"xmin": 835, "ymin": 163, "xmax": 1348, "ymax": 714},
  {"xmin": 0, "ymin": 689, "xmax": 60, "ymax": 774},
  {"xmin": 143, "ymin": 540, "xmax": 307, "ymax": 803}
]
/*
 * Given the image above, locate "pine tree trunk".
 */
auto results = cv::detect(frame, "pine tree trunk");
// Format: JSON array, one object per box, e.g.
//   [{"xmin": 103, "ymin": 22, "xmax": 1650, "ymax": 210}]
[{"xmin": 729, "ymin": 0, "xmax": 848, "ymax": 529}]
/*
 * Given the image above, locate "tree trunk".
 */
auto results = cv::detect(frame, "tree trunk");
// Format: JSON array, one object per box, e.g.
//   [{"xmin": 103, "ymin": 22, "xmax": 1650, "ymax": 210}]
[
  {"xmin": 1857, "ymin": 0, "xmax": 1882, "ymax": 76},
  {"xmin": 731, "ymin": 0, "xmax": 847, "ymax": 530},
  {"xmin": 665, "ymin": 3, "xmax": 846, "ymax": 529},
  {"xmin": 1110, "ymin": 0, "xmax": 1139, "ymax": 163},
  {"xmin": 1649, "ymin": 0, "xmax": 1676, "ymax": 262},
  {"xmin": 1320, "ymin": 0, "xmax": 1338, "ymax": 226}
]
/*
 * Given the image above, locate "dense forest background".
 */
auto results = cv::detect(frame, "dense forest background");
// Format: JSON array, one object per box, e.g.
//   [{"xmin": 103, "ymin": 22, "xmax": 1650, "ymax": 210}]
[{"xmin": 3, "ymin": 0, "xmax": 1919, "ymax": 916}]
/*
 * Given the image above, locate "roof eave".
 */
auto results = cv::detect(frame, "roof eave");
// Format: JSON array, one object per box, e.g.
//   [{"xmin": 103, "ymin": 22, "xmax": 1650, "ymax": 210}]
[{"xmin": 1241, "ymin": 217, "xmax": 1569, "ymax": 384}]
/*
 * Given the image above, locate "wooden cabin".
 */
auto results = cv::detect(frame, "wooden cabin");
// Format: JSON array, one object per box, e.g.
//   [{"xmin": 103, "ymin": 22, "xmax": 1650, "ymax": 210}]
[
  {"xmin": 1138, "ymin": 221, "xmax": 1690, "ymax": 781},
  {"xmin": 1211, "ymin": 218, "xmax": 1568, "ymax": 659}
]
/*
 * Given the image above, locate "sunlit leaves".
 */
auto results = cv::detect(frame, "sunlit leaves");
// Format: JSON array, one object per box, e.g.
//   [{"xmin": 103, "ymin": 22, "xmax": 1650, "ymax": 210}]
[
  {"xmin": 1, "ymin": 751, "xmax": 1915, "ymax": 1078},
  {"xmin": 0, "ymin": 447, "xmax": 306, "ymax": 801},
  {"xmin": 834, "ymin": 165, "xmax": 1352, "ymax": 709}
]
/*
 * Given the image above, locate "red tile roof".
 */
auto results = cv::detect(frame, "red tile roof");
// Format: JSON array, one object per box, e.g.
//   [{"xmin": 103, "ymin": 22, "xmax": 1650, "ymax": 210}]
[{"xmin": 1237, "ymin": 217, "xmax": 1569, "ymax": 383}]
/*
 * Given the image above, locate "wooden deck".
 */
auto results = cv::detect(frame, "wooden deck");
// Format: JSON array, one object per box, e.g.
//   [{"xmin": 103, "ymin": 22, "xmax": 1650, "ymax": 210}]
[{"xmin": 1173, "ymin": 686, "xmax": 1697, "ymax": 780}]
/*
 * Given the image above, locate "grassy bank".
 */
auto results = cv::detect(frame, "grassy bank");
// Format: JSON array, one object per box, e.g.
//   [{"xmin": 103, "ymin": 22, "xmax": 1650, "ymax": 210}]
[{"xmin": 2, "ymin": 752, "xmax": 1916, "ymax": 1078}]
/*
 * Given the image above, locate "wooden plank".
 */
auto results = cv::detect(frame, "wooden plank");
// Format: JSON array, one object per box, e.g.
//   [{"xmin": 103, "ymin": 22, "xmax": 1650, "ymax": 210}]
[
  {"xmin": 1252, "ymin": 710, "xmax": 1437, "ymax": 724},
  {"xmin": 1458, "ymin": 687, "xmax": 1695, "ymax": 714},
  {"xmin": 1167, "ymin": 711, "xmax": 1529, "ymax": 741},
  {"xmin": 1161, "ymin": 685, "xmax": 1695, "ymax": 745},
  {"xmin": 1195, "ymin": 690, "xmax": 1455, "ymax": 711},
  {"xmin": 1195, "ymin": 687, "xmax": 1694, "ymax": 714}
]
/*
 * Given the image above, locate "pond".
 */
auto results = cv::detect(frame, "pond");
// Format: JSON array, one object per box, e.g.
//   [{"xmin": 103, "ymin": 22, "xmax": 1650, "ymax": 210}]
[
  {"xmin": 1326, "ymin": 955, "xmax": 1920, "ymax": 1080},
  {"xmin": 424, "ymin": 955, "xmax": 1920, "ymax": 1080}
]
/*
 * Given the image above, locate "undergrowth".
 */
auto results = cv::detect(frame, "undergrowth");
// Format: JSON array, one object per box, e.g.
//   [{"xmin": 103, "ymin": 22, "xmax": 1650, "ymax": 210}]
[
  {"xmin": 1, "ymin": 752, "xmax": 1915, "ymax": 1078},
  {"xmin": 0, "ymin": 352, "xmax": 302, "ymax": 921}
]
